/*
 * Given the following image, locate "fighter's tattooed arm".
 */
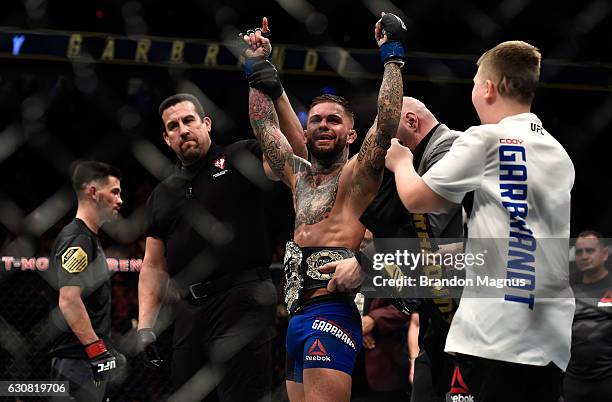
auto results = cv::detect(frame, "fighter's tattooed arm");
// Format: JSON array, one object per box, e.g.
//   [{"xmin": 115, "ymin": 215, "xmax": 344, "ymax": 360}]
[
  {"xmin": 249, "ymin": 88, "xmax": 308, "ymax": 187},
  {"xmin": 352, "ymin": 62, "xmax": 403, "ymax": 194}
]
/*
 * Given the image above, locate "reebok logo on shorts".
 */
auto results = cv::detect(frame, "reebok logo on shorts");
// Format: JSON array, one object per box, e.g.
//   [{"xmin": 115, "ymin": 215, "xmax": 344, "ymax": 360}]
[
  {"xmin": 305, "ymin": 338, "xmax": 331, "ymax": 362},
  {"xmin": 311, "ymin": 318, "xmax": 357, "ymax": 350},
  {"xmin": 308, "ymin": 339, "xmax": 327, "ymax": 356}
]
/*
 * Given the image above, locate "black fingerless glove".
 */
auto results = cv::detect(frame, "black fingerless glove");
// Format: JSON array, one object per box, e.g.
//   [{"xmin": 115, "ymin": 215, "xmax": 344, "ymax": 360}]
[
  {"xmin": 379, "ymin": 13, "xmax": 408, "ymax": 66},
  {"xmin": 245, "ymin": 59, "xmax": 284, "ymax": 101},
  {"xmin": 85, "ymin": 339, "xmax": 118, "ymax": 384}
]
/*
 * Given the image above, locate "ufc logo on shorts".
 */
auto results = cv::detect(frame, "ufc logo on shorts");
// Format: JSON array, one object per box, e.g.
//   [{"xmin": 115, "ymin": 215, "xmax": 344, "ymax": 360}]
[
  {"xmin": 97, "ymin": 360, "xmax": 116, "ymax": 372},
  {"xmin": 451, "ymin": 395, "xmax": 475, "ymax": 402}
]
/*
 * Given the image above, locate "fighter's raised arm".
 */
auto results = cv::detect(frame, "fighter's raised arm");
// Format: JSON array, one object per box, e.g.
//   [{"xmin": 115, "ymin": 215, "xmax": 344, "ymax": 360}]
[
  {"xmin": 351, "ymin": 13, "xmax": 406, "ymax": 196},
  {"xmin": 242, "ymin": 17, "xmax": 308, "ymax": 184},
  {"xmin": 248, "ymin": 87, "xmax": 306, "ymax": 187}
]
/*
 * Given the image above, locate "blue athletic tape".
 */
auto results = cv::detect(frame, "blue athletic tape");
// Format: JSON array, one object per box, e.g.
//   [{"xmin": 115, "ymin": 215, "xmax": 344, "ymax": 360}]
[
  {"xmin": 244, "ymin": 58, "xmax": 257, "ymax": 77},
  {"xmin": 379, "ymin": 41, "xmax": 405, "ymax": 64}
]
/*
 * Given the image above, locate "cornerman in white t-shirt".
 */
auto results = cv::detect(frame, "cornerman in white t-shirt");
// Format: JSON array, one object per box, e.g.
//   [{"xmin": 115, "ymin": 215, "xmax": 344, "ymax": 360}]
[{"xmin": 385, "ymin": 41, "xmax": 575, "ymax": 402}]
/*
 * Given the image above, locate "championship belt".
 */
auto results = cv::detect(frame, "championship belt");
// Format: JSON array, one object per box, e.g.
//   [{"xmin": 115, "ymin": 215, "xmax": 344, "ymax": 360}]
[
  {"xmin": 283, "ymin": 241, "xmax": 304, "ymax": 315},
  {"xmin": 283, "ymin": 241, "xmax": 354, "ymax": 314}
]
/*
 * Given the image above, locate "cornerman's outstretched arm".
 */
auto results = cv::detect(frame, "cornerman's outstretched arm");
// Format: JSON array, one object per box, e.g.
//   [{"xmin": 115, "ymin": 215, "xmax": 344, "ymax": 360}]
[{"xmin": 385, "ymin": 138, "xmax": 449, "ymax": 212}]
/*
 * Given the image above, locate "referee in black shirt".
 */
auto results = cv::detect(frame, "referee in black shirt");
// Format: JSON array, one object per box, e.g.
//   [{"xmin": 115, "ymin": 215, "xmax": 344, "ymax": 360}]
[
  {"xmin": 137, "ymin": 93, "xmax": 306, "ymax": 401},
  {"xmin": 49, "ymin": 161, "xmax": 124, "ymax": 401}
]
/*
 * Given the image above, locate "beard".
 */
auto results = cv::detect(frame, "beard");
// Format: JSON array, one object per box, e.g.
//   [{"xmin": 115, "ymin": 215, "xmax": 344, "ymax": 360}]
[
  {"xmin": 180, "ymin": 142, "xmax": 202, "ymax": 164},
  {"xmin": 306, "ymin": 136, "xmax": 347, "ymax": 161},
  {"xmin": 182, "ymin": 148, "xmax": 201, "ymax": 163},
  {"xmin": 98, "ymin": 203, "xmax": 120, "ymax": 224}
]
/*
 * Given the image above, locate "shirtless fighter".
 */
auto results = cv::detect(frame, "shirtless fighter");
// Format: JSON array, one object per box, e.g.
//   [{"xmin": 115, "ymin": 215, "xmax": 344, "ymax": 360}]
[{"xmin": 245, "ymin": 12, "xmax": 406, "ymax": 402}]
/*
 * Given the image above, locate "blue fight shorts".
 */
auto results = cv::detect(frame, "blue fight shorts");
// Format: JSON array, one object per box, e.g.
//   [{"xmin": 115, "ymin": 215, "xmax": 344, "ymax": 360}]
[{"xmin": 285, "ymin": 298, "xmax": 362, "ymax": 383}]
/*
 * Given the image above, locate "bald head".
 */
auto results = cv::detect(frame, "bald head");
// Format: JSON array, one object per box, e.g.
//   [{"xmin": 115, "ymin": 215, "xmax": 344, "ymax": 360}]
[
  {"xmin": 397, "ymin": 97, "xmax": 439, "ymax": 150},
  {"xmin": 402, "ymin": 97, "xmax": 427, "ymax": 116}
]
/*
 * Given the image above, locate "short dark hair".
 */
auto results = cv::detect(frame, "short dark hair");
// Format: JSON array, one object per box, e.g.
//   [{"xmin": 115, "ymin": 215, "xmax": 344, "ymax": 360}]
[
  {"xmin": 577, "ymin": 230, "xmax": 607, "ymax": 248},
  {"xmin": 71, "ymin": 161, "xmax": 122, "ymax": 196},
  {"xmin": 309, "ymin": 94, "xmax": 354, "ymax": 123},
  {"xmin": 477, "ymin": 41, "xmax": 541, "ymax": 105},
  {"xmin": 158, "ymin": 93, "xmax": 206, "ymax": 123}
]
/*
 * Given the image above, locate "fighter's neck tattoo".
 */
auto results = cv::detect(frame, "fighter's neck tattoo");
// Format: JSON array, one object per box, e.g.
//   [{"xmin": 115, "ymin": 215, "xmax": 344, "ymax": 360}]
[{"xmin": 310, "ymin": 147, "xmax": 349, "ymax": 172}]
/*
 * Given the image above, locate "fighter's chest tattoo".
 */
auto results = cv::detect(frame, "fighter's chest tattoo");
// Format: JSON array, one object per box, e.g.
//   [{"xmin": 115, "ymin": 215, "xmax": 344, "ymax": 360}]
[{"xmin": 294, "ymin": 170, "xmax": 341, "ymax": 226}]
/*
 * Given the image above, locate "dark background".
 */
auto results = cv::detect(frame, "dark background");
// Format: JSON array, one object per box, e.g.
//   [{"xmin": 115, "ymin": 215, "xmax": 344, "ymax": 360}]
[
  {"xmin": 0, "ymin": 1, "xmax": 610, "ymax": 400},
  {"xmin": 1, "ymin": 0, "xmax": 611, "ymax": 247}
]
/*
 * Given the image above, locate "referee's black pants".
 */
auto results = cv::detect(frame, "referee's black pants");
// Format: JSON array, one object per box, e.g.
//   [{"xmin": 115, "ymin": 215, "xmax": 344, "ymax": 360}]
[{"xmin": 170, "ymin": 279, "xmax": 277, "ymax": 402}]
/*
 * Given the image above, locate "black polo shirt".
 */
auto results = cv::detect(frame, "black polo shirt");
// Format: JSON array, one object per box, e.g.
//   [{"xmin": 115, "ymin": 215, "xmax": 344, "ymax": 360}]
[
  {"xmin": 49, "ymin": 218, "xmax": 111, "ymax": 358},
  {"xmin": 567, "ymin": 272, "xmax": 612, "ymax": 380},
  {"xmin": 145, "ymin": 140, "xmax": 276, "ymax": 284},
  {"xmin": 359, "ymin": 127, "xmax": 437, "ymax": 237}
]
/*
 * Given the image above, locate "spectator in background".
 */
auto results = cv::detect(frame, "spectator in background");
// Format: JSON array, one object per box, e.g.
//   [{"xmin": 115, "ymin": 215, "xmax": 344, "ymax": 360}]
[
  {"xmin": 360, "ymin": 297, "xmax": 411, "ymax": 401},
  {"xmin": 111, "ymin": 275, "xmax": 136, "ymax": 334},
  {"xmin": 564, "ymin": 230, "xmax": 612, "ymax": 402}
]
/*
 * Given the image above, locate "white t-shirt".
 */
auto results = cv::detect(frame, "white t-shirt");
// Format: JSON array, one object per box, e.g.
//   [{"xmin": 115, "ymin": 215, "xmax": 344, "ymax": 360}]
[{"xmin": 423, "ymin": 113, "xmax": 575, "ymax": 370}]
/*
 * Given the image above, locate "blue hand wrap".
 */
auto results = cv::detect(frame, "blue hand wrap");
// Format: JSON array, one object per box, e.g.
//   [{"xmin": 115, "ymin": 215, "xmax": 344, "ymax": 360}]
[
  {"xmin": 379, "ymin": 41, "xmax": 405, "ymax": 65},
  {"xmin": 244, "ymin": 58, "xmax": 258, "ymax": 77}
]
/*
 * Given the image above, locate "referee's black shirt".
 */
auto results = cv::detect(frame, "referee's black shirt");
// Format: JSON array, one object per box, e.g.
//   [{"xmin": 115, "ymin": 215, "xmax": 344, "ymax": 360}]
[{"xmin": 144, "ymin": 140, "xmax": 276, "ymax": 283}]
